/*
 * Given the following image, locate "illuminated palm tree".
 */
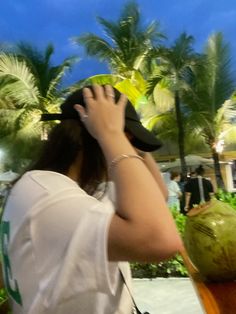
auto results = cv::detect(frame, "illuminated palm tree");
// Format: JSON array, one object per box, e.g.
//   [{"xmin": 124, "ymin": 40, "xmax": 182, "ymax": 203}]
[
  {"xmin": 184, "ymin": 33, "xmax": 236, "ymax": 188},
  {"xmin": 146, "ymin": 33, "xmax": 201, "ymax": 178},
  {"xmin": 73, "ymin": 1, "xmax": 164, "ymax": 80},
  {"xmin": 0, "ymin": 43, "xmax": 78, "ymax": 170}
]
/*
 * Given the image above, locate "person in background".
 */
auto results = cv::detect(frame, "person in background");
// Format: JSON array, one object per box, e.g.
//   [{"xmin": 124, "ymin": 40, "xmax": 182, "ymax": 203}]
[
  {"xmin": 167, "ymin": 171, "xmax": 182, "ymax": 211},
  {"xmin": 187, "ymin": 171, "xmax": 196, "ymax": 182},
  {"xmin": 184, "ymin": 165, "xmax": 214, "ymax": 212},
  {"xmin": 1, "ymin": 85, "xmax": 182, "ymax": 314}
]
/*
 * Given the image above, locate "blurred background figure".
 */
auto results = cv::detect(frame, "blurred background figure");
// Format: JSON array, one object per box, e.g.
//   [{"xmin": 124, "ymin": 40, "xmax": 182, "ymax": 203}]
[
  {"xmin": 167, "ymin": 171, "xmax": 182, "ymax": 211},
  {"xmin": 187, "ymin": 171, "xmax": 196, "ymax": 181},
  {"xmin": 184, "ymin": 165, "xmax": 214, "ymax": 212}
]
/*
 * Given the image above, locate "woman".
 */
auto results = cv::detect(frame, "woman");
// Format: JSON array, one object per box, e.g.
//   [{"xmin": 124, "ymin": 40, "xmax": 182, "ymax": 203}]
[
  {"xmin": 167, "ymin": 171, "xmax": 182, "ymax": 211},
  {"xmin": 1, "ymin": 85, "xmax": 182, "ymax": 314}
]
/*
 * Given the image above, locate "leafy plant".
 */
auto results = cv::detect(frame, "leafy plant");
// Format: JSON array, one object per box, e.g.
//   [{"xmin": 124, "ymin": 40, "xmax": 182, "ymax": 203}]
[
  {"xmin": 215, "ymin": 189, "xmax": 236, "ymax": 210},
  {"xmin": 170, "ymin": 207, "xmax": 187, "ymax": 236},
  {"xmin": 131, "ymin": 254, "xmax": 188, "ymax": 278},
  {"xmin": 0, "ymin": 288, "xmax": 7, "ymax": 305},
  {"xmin": 0, "ymin": 287, "xmax": 11, "ymax": 313}
]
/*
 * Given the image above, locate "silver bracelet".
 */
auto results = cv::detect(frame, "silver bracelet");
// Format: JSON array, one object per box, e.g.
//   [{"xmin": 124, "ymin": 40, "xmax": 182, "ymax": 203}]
[{"xmin": 108, "ymin": 154, "xmax": 144, "ymax": 173}]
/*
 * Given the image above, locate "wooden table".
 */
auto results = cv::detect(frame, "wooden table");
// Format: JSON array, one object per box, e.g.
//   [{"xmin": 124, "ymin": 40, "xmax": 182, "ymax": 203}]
[{"xmin": 181, "ymin": 250, "xmax": 236, "ymax": 314}]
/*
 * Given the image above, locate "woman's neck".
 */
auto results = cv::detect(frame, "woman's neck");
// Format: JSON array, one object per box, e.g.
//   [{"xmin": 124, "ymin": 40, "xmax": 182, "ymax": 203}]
[{"xmin": 67, "ymin": 155, "xmax": 81, "ymax": 183}]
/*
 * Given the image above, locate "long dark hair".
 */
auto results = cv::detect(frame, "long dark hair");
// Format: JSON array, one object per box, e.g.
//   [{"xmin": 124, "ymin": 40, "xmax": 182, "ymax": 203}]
[{"xmin": 29, "ymin": 119, "xmax": 108, "ymax": 196}]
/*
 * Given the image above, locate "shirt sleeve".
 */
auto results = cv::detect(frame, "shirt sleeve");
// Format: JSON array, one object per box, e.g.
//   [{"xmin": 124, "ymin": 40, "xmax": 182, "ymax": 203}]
[{"xmin": 30, "ymin": 189, "xmax": 119, "ymax": 307}]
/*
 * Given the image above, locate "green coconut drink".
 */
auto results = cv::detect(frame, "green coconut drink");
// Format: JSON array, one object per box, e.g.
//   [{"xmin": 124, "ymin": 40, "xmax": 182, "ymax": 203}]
[{"xmin": 184, "ymin": 199, "xmax": 236, "ymax": 282}]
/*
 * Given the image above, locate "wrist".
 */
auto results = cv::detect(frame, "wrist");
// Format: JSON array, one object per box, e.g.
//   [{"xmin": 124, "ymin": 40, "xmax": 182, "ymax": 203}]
[
  {"xmin": 97, "ymin": 132, "xmax": 137, "ymax": 161},
  {"xmin": 97, "ymin": 131, "xmax": 125, "ymax": 146}
]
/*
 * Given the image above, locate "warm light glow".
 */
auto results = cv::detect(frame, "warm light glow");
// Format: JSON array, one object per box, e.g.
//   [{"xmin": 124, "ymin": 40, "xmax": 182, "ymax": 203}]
[{"xmin": 215, "ymin": 139, "xmax": 224, "ymax": 153}]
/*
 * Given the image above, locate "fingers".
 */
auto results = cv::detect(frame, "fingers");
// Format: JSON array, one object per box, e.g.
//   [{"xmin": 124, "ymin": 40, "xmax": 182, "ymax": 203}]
[
  {"xmin": 116, "ymin": 93, "xmax": 128, "ymax": 111},
  {"xmin": 104, "ymin": 85, "xmax": 115, "ymax": 101},
  {"xmin": 84, "ymin": 84, "xmax": 120, "ymax": 104},
  {"xmin": 83, "ymin": 87, "xmax": 94, "ymax": 101},
  {"xmin": 80, "ymin": 87, "xmax": 95, "ymax": 122},
  {"xmin": 92, "ymin": 84, "xmax": 104, "ymax": 100},
  {"xmin": 74, "ymin": 85, "xmax": 127, "ymax": 124},
  {"xmin": 90, "ymin": 84, "xmax": 115, "ymax": 101},
  {"xmin": 73, "ymin": 85, "xmax": 127, "ymax": 139},
  {"xmin": 74, "ymin": 104, "xmax": 88, "ymax": 122}
]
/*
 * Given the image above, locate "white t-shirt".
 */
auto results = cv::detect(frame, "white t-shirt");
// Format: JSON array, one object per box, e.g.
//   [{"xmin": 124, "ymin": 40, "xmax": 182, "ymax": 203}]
[
  {"xmin": 167, "ymin": 180, "xmax": 181, "ymax": 197},
  {"xmin": 167, "ymin": 180, "xmax": 181, "ymax": 210},
  {"xmin": 1, "ymin": 171, "xmax": 133, "ymax": 314}
]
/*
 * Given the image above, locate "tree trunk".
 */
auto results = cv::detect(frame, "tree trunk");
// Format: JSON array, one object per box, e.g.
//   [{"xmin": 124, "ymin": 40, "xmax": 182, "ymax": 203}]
[
  {"xmin": 211, "ymin": 147, "xmax": 225, "ymax": 189},
  {"xmin": 175, "ymin": 91, "xmax": 188, "ymax": 178}
]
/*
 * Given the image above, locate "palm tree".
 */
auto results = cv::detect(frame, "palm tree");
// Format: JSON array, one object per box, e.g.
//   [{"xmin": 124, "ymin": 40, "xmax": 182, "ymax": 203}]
[
  {"xmin": 184, "ymin": 33, "xmax": 236, "ymax": 188},
  {"xmin": 146, "ymin": 33, "xmax": 201, "ymax": 178},
  {"xmin": 15, "ymin": 42, "xmax": 78, "ymax": 111},
  {"xmin": 72, "ymin": 1, "xmax": 168, "ymax": 140},
  {"xmin": 0, "ymin": 43, "xmax": 78, "ymax": 170},
  {"xmin": 72, "ymin": 0, "xmax": 165, "ymax": 80}
]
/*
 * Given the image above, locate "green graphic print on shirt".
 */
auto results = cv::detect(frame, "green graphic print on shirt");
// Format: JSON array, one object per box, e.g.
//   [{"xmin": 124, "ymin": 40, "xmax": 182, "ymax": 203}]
[{"xmin": 1, "ymin": 220, "xmax": 22, "ymax": 305}]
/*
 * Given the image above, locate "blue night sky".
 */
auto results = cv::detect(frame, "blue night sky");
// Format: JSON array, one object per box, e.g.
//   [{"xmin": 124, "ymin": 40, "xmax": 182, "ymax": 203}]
[{"xmin": 1, "ymin": 0, "xmax": 236, "ymax": 85}]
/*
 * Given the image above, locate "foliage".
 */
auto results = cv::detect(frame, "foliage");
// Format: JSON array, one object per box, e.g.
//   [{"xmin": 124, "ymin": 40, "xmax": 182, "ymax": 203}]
[
  {"xmin": 184, "ymin": 33, "xmax": 236, "ymax": 188},
  {"xmin": 131, "ymin": 254, "xmax": 188, "ymax": 278},
  {"xmin": 170, "ymin": 207, "xmax": 187, "ymax": 236},
  {"xmin": 146, "ymin": 33, "xmax": 202, "ymax": 178},
  {"xmin": 73, "ymin": 1, "xmax": 164, "ymax": 78},
  {"xmin": 215, "ymin": 189, "xmax": 236, "ymax": 210},
  {"xmin": 0, "ymin": 288, "xmax": 8, "ymax": 306},
  {"xmin": 0, "ymin": 44, "xmax": 77, "ymax": 170}
]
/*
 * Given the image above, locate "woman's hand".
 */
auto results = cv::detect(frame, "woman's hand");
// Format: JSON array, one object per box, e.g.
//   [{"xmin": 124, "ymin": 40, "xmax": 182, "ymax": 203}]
[{"xmin": 74, "ymin": 84, "xmax": 127, "ymax": 141}]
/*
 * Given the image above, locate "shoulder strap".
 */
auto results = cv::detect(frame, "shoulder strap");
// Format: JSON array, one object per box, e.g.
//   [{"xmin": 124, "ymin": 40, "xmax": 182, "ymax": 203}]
[
  {"xmin": 198, "ymin": 177, "xmax": 205, "ymax": 203},
  {"xmin": 119, "ymin": 269, "xmax": 150, "ymax": 314}
]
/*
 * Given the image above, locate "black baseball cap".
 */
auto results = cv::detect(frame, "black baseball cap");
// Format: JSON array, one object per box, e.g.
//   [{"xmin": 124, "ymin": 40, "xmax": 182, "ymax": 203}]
[{"xmin": 41, "ymin": 86, "xmax": 162, "ymax": 152}]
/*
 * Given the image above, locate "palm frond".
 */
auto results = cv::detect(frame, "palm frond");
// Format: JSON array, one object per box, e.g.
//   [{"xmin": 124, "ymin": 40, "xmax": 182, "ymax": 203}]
[
  {"xmin": 152, "ymin": 80, "xmax": 174, "ymax": 112},
  {"xmin": 145, "ymin": 111, "xmax": 179, "ymax": 142},
  {"xmin": 146, "ymin": 73, "xmax": 165, "ymax": 96},
  {"xmin": 183, "ymin": 32, "xmax": 236, "ymax": 148},
  {"xmin": 172, "ymin": 32, "xmax": 195, "ymax": 59},
  {"xmin": 0, "ymin": 53, "xmax": 39, "ymax": 106},
  {"xmin": 47, "ymin": 56, "xmax": 79, "ymax": 98},
  {"xmin": 114, "ymin": 78, "xmax": 143, "ymax": 107},
  {"xmin": 221, "ymin": 125, "xmax": 236, "ymax": 144},
  {"xmin": 44, "ymin": 43, "xmax": 54, "ymax": 65},
  {"xmin": 96, "ymin": 17, "xmax": 122, "ymax": 44},
  {"xmin": 203, "ymin": 32, "xmax": 235, "ymax": 110},
  {"xmin": 16, "ymin": 41, "xmax": 45, "ymax": 81},
  {"xmin": 0, "ymin": 108, "xmax": 21, "ymax": 139},
  {"xmin": 73, "ymin": 34, "xmax": 112, "ymax": 57},
  {"xmin": 81, "ymin": 74, "xmax": 123, "ymax": 86},
  {"xmin": 119, "ymin": 1, "xmax": 140, "ymax": 26},
  {"xmin": 73, "ymin": 1, "xmax": 164, "ymax": 75}
]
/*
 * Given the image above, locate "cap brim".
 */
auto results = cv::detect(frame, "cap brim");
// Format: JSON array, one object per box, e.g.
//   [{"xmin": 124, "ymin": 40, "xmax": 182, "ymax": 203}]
[{"xmin": 125, "ymin": 119, "xmax": 162, "ymax": 152}]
